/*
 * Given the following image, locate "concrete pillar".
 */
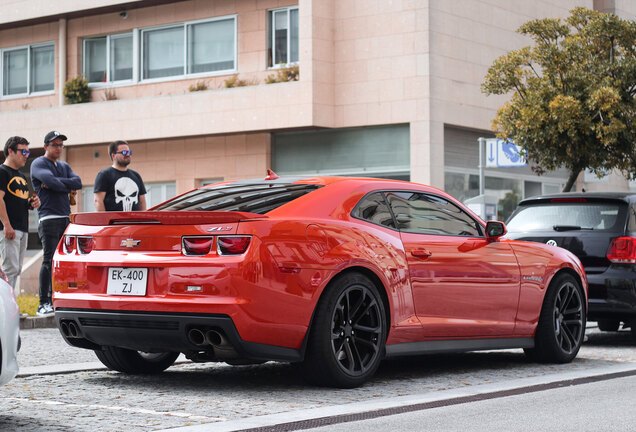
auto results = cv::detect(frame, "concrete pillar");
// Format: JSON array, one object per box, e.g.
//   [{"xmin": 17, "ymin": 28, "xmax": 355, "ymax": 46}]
[
  {"xmin": 58, "ymin": 18, "xmax": 67, "ymax": 106},
  {"xmin": 302, "ymin": 0, "xmax": 335, "ymax": 127}
]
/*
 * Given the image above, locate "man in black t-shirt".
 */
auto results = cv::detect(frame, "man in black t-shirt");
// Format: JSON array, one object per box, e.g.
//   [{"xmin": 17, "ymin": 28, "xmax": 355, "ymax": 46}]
[
  {"xmin": 0, "ymin": 136, "xmax": 41, "ymax": 293},
  {"xmin": 94, "ymin": 140, "xmax": 147, "ymax": 212}
]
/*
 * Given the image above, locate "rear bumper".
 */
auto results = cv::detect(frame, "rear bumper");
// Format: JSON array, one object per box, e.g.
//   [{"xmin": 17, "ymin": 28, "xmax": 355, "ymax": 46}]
[
  {"xmin": 0, "ymin": 281, "xmax": 20, "ymax": 386},
  {"xmin": 587, "ymin": 265, "xmax": 636, "ymax": 321},
  {"xmin": 54, "ymin": 309, "xmax": 304, "ymax": 362}
]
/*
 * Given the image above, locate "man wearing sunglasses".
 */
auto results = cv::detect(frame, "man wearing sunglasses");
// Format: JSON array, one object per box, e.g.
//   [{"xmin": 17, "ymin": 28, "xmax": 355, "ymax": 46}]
[
  {"xmin": 30, "ymin": 130, "xmax": 82, "ymax": 316},
  {"xmin": 94, "ymin": 140, "xmax": 147, "ymax": 212},
  {"xmin": 0, "ymin": 136, "xmax": 41, "ymax": 295}
]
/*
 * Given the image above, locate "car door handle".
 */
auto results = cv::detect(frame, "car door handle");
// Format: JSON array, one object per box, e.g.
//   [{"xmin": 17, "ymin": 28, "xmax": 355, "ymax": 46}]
[{"xmin": 411, "ymin": 249, "xmax": 432, "ymax": 258}]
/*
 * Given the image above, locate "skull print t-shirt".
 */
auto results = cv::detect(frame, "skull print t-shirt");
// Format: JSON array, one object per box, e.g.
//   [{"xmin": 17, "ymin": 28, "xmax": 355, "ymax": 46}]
[{"xmin": 94, "ymin": 167, "xmax": 147, "ymax": 212}]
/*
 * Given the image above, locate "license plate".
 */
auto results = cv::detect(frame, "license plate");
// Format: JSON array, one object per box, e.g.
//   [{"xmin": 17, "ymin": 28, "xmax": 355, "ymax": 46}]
[{"xmin": 107, "ymin": 267, "xmax": 148, "ymax": 296}]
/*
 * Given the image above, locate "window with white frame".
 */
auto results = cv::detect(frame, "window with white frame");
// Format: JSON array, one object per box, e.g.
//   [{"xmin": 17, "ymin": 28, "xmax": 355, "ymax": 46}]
[
  {"xmin": 82, "ymin": 182, "xmax": 176, "ymax": 211},
  {"xmin": 143, "ymin": 26, "xmax": 184, "ymax": 79},
  {"xmin": 199, "ymin": 178, "xmax": 224, "ymax": 186},
  {"xmin": 142, "ymin": 16, "xmax": 236, "ymax": 80},
  {"xmin": 2, "ymin": 43, "xmax": 54, "ymax": 96},
  {"xmin": 81, "ymin": 186, "xmax": 96, "ymax": 212},
  {"xmin": 268, "ymin": 7, "xmax": 299, "ymax": 67},
  {"xmin": 145, "ymin": 182, "xmax": 176, "ymax": 208},
  {"xmin": 83, "ymin": 33, "xmax": 133, "ymax": 83}
]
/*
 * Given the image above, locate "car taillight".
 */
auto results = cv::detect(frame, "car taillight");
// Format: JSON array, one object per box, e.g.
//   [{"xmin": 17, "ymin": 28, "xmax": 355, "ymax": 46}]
[
  {"xmin": 182, "ymin": 236, "xmax": 213, "ymax": 256},
  {"xmin": 550, "ymin": 198, "xmax": 587, "ymax": 203},
  {"xmin": 217, "ymin": 236, "xmax": 251, "ymax": 255},
  {"xmin": 607, "ymin": 236, "xmax": 636, "ymax": 264},
  {"xmin": 63, "ymin": 235, "xmax": 76, "ymax": 254},
  {"xmin": 77, "ymin": 236, "xmax": 94, "ymax": 254}
]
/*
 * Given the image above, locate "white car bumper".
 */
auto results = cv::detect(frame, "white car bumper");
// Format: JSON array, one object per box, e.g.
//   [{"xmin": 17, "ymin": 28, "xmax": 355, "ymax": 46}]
[{"xmin": 0, "ymin": 279, "xmax": 19, "ymax": 385}]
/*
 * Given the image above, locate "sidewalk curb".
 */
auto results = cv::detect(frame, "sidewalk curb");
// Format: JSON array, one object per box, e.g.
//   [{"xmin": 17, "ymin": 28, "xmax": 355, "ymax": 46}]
[
  {"xmin": 15, "ymin": 357, "xmax": 189, "ymax": 377},
  {"xmin": 17, "ymin": 362, "xmax": 107, "ymax": 377},
  {"xmin": 19, "ymin": 315, "xmax": 57, "ymax": 330},
  {"xmin": 159, "ymin": 362, "xmax": 636, "ymax": 432}
]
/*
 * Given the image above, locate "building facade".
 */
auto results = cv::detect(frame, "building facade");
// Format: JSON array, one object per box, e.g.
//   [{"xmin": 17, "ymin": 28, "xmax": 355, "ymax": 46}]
[{"xmin": 1, "ymin": 0, "xmax": 634, "ymax": 239}]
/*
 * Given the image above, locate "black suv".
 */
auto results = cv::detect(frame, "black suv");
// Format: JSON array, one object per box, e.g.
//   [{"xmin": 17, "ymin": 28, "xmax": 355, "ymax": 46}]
[{"xmin": 505, "ymin": 193, "xmax": 636, "ymax": 337}]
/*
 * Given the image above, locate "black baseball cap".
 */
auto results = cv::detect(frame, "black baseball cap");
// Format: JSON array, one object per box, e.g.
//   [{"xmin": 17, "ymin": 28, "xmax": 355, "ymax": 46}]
[{"xmin": 44, "ymin": 130, "xmax": 68, "ymax": 144}]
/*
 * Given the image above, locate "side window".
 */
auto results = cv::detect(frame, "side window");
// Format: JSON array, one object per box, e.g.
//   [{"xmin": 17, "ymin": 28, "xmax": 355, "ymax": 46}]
[
  {"xmin": 385, "ymin": 192, "xmax": 482, "ymax": 236},
  {"xmin": 2, "ymin": 43, "xmax": 54, "ymax": 96},
  {"xmin": 84, "ymin": 34, "xmax": 133, "ymax": 84},
  {"xmin": 353, "ymin": 193, "xmax": 396, "ymax": 229},
  {"xmin": 628, "ymin": 203, "xmax": 636, "ymax": 232},
  {"xmin": 267, "ymin": 7, "xmax": 299, "ymax": 67}
]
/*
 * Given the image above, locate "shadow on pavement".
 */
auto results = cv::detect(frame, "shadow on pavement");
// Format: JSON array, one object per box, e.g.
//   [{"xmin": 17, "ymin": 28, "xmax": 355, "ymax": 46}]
[
  {"xmin": 584, "ymin": 329, "xmax": 636, "ymax": 347},
  {"xmin": 81, "ymin": 348, "xmax": 613, "ymax": 393},
  {"xmin": 76, "ymin": 329, "xmax": 635, "ymax": 393},
  {"xmin": 0, "ymin": 415, "xmax": 66, "ymax": 432}
]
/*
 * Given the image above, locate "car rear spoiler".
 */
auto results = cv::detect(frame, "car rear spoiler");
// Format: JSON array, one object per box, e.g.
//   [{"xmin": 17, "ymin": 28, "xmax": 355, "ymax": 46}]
[{"xmin": 70, "ymin": 211, "xmax": 267, "ymax": 226}]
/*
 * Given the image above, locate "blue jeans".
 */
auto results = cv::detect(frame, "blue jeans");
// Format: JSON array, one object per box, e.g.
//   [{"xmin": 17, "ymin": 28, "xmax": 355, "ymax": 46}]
[{"xmin": 38, "ymin": 217, "xmax": 69, "ymax": 306}]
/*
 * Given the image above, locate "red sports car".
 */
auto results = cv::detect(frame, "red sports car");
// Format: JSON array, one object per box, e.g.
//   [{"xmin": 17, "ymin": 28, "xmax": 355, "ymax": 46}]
[{"xmin": 53, "ymin": 176, "xmax": 587, "ymax": 387}]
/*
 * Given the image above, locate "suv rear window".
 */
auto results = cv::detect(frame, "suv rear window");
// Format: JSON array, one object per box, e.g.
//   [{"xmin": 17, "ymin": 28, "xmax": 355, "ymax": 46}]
[
  {"xmin": 507, "ymin": 202, "xmax": 624, "ymax": 232},
  {"xmin": 155, "ymin": 183, "xmax": 321, "ymax": 214}
]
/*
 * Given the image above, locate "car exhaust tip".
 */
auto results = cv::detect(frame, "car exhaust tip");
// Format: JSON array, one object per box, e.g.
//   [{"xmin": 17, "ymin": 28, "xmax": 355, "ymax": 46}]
[
  {"xmin": 60, "ymin": 321, "xmax": 70, "ymax": 337},
  {"xmin": 205, "ymin": 329, "xmax": 229, "ymax": 348},
  {"xmin": 205, "ymin": 329, "xmax": 239, "ymax": 359},
  {"xmin": 68, "ymin": 321, "xmax": 80, "ymax": 338},
  {"xmin": 187, "ymin": 328, "xmax": 207, "ymax": 346}
]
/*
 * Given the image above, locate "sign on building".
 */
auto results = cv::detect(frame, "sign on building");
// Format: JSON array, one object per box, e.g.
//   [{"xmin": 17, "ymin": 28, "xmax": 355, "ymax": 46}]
[{"xmin": 485, "ymin": 138, "xmax": 526, "ymax": 168}]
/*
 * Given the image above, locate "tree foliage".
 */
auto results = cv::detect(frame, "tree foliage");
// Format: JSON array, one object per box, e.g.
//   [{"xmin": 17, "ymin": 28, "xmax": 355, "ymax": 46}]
[{"xmin": 482, "ymin": 7, "xmax": 636, "ymax": 191}]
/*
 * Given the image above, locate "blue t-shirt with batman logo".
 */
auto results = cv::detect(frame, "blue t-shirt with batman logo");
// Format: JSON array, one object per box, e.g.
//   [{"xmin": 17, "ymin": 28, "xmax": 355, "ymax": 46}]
[{"xmin": 0, "ymin": 164, "xmax": 31, "ymax": 232}]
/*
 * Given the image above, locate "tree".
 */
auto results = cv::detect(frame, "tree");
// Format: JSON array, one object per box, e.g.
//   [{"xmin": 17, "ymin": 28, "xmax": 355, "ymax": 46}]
[{"xmin": 482, "ymin": 7, "xmax": 636, "ymax": 192}]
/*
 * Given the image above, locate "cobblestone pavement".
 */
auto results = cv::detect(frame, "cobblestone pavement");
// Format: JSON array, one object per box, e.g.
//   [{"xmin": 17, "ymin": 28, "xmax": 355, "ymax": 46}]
[{"xmin": 0, "ymin": 327, "xmax": 634, "ymax": 431}]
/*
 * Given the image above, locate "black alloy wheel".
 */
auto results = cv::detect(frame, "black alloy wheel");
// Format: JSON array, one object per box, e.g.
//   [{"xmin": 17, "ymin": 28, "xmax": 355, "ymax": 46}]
[
  {"xmin": 331, "ymin": 283, "xmax": 384, "ymax": 375},
  {"xmin": 552, "ymin": 279, "xmax": 585, "ymax": 354},
  {"xmin": 303, "ymin": 272, "xmax": 387, "ymax": 388},
  {"xmin": 525, "ymin": 273, "xmax": 585, "ymax": 363}
]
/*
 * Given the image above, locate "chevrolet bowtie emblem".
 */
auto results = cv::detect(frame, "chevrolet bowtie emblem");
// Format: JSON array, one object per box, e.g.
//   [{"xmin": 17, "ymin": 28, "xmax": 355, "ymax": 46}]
[{"xmin": 121, "ymin": 239, "xmax": 141, "ymax": 248}]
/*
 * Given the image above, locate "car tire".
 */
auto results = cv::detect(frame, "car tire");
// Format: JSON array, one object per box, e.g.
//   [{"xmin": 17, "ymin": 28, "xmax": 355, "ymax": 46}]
[
  {"xmin": 302, "ymin": 272, "xmax": 387, "ymax": 388},
  {"xmin": 597, "ymin": 319, "xmax": 620, "ymax": 332},
  {"xmin": 95, "ymin": 347, "xmax": 179, "ymax": 374},
  {"xmin": 525, "ymin": 273, "xmax": 586, "ymax": 363}
]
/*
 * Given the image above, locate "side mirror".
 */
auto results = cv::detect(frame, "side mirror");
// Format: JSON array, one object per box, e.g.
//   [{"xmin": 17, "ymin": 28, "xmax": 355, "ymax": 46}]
[{"xmin": 486, "ymin": 221, "xmax": 507, "ymax": 241}]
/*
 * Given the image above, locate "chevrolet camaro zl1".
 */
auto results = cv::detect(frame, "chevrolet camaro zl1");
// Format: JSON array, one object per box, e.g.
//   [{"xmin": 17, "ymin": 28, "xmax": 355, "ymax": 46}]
[{"xmin": 52, "ymin": 176, "xmax": 587, "ymax": 387}]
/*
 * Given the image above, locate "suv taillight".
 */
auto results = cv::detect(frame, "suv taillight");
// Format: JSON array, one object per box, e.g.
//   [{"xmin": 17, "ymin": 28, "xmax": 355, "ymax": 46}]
[{"xmin": 607, "ymin": 236, "xmax": 636, "ymax": 264}]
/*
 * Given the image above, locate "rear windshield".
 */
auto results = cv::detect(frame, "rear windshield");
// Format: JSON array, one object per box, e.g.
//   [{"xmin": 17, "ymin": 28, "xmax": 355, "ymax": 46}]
[
  {"xmin": 507, "ymin": 202, "xmax": 625, "ymax": 232},
  {"xmin": 155, "ymin": 183, "xmax": 321, "ymax": 214}
]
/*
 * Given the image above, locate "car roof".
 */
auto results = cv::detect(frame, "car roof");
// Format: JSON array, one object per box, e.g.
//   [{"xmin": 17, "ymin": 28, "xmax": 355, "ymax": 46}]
[
  {"xmin": 208, "ymin": 175, "xmax": 447, "ymax": 194},
  {"xmin": 196, "ymin": 175, "xmax": 483, "ymax": 221},
  {"xmin": 222, "ymin": 175, "xmax": 421, "ymax": 187},
  {"xmin": 519, "ymin": 192, "xmax": 636, "ymax": 205}
]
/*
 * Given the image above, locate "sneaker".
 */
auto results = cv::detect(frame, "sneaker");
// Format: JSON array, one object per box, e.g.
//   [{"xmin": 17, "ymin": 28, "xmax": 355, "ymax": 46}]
[{"xmin": 36, "ymin": 304, "xmax": 54, "ymax": 317}]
